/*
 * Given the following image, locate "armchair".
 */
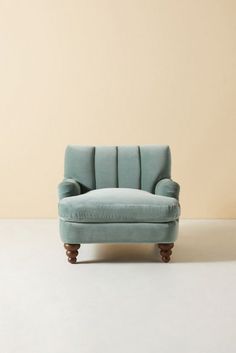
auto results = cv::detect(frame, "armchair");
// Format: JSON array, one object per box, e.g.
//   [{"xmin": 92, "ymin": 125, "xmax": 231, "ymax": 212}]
[{"xmin": 58, "ymin": 145, "xmax": 180, "ymax": 263}]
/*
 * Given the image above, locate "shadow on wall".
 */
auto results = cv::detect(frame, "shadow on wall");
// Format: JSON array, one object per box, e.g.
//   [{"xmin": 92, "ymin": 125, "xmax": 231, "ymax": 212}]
[{"xmin": 78, "ymin": 220, "xmax": 236, "ymax": 264}]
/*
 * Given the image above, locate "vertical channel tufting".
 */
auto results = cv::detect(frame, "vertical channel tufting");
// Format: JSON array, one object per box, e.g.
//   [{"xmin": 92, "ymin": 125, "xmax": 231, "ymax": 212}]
[
  {"xmin": 93, "ymin": 146, "xmax": 97, "ymax": 189},
  {"xmin": 116, "ymin": 146, "xmax": 119, "ymax": 188},
  {"xmin": 64, "ymin": 145, "xmax": 96, "ymax": 190},
  {"xmin": 140, "ymin": 145, "xmax": 171, "ymax": 193},
  {"xmin": 95, "ymin": 146, "xmax": 118, "ymax": 189},
  {"xmin": 117, "ymin": 146, "xmax": 141, "ymax": 189},
  {"xmin": 138, "ymin": 145, "xmax": 141, "ymax": 190},
  {"xmin": 64, "ymin": 144, "xmax": 171, "ymax": 193}
]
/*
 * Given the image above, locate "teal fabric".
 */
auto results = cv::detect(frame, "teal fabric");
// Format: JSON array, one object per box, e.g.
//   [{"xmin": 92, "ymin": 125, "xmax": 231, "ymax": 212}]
[
  {"xmin": 140, "ymin": 145, "xmax": 171, "ymax": 193},
  {"xmin": 59, "ymin": 188, "xmax": 180, "ymax": 223},
  {"xmin": 64, "ymin": 145, "xmax": 171, "ymax": 192},
  {"xmin": 118, "ymin": 146, "xmax": 140, "ymax": 188},
  {"xmin": 95, "ymin": 146, "xmax": 117, "ymax": 188},
  {"xmin": 64, "ymin": 145, "xmax": 95, "ymax": 191},
  {"xmin": 59, "ymin": 144, "xmax": 180, "ymax": 244},
  {"xmin": 58, "ymin": 179, "xmax": 81, "ymax": 200},
  {"xmin": 60, "ymin": 220, "xmax": 179, "ymax": 244},
  {"xmin": 155, "ymin": 178, "xmax": 180, "ymax": 200}
]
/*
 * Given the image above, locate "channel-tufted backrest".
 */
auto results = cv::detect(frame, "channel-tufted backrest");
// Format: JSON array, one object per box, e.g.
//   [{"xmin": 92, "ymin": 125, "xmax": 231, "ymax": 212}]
[{"xmin": 64, "ymin": 145, "xmax": 171, "ymax": 194}]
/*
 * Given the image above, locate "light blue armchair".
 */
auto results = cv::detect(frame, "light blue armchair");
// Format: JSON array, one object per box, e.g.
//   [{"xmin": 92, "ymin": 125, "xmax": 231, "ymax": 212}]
[{"xmin": 58, "ymin": 145, "xmax": 180, "ymax": 263}]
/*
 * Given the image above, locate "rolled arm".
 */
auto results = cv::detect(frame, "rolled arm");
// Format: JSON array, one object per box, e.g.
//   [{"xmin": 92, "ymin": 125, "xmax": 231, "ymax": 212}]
[
  {"xmin": 155, "ymin": 178, "xmax": 180, "ymax": 200},
  {"xmin": 58, "ymin": 178, "xmax": 81, "ymax": 200}
]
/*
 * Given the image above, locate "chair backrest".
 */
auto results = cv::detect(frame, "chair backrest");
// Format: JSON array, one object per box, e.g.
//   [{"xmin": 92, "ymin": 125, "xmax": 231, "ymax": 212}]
[{"xmin": 64, "ymin": 145, "xmax": 171, "ymax": 193}]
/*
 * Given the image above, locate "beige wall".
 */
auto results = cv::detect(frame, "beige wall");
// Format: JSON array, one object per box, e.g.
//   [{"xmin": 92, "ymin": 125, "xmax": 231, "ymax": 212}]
[{"xmin": 0, "ymin": 0, "xmax": 236, "ymax": 218}]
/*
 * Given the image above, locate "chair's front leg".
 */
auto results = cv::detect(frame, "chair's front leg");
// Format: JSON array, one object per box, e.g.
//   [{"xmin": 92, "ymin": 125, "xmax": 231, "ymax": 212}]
[
  {"xmin": 64, "ymin": 244, "xmax": 81, "ymax": 263},
  {"xmin": 158, "ymin": 243, "xmax": 174, "ymax": 263}
]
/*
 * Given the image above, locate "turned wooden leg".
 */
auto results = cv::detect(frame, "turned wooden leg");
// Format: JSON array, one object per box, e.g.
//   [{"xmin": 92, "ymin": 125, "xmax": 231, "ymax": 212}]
[
  {"xmin": 64, "ymin": 243, "xmax": 81, "ymax": 264},
  {"xmin": 158, "ymin": 243, "xmax": 174, "ymax": 263}
]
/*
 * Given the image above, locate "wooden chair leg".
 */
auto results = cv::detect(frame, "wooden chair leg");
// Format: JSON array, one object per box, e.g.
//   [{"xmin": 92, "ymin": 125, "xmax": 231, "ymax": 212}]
[
  {"xmin": 64, "ymin": 243, "xmax": 81, "ymax": 264},
  {"xmin": 158, "ymin": 243, "xmax": 174, "ymax": 263}
]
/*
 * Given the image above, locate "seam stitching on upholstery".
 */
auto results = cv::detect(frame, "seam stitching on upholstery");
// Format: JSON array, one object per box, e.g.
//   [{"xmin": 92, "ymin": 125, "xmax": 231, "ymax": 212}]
[
  {"xmin": 116, "ymin": 146, "xmax": 119, "ymax": 188},
  {"xmin": 138, "ymin": 145, "xmax": 141, "ymax": 190},
  {"xmin": 93, "ymin": 146, "xmax": 96, "ymax": 190}
]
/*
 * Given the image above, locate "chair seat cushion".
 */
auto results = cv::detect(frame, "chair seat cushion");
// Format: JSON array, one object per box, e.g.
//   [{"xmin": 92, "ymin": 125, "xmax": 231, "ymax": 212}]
[{"xmin": 59, "ymin": 188, "xmax": 180, "ymax": 223}]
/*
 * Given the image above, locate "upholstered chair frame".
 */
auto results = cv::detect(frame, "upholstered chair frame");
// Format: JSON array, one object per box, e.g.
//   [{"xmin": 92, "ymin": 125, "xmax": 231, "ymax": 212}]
[{"xmin": 58, "ymin": 145, "xmax": 180, "ymax": 263}]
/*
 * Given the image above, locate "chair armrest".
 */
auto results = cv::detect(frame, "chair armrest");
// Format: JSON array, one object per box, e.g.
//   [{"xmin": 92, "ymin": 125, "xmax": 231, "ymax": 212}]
[
  {"xmin": 58, "ymin": 179, "xmax": 81, "ymax": 200},
  {"xmin": 155, "ymin": 178, "xmax": 180, "ymax": 200}
]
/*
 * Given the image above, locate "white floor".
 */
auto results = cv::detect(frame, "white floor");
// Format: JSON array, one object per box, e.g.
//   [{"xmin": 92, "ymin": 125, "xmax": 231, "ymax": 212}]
[{"xmin": 0, "ymin": 220, "xmax": 236, "ymax": 353}]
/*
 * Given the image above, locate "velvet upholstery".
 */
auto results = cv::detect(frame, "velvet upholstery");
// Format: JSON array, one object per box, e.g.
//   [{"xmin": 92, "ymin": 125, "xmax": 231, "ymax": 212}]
[
  {"xmin": 118, "ymin": 146, "xmax": 140, "ymax": 189},
  {"xmin": 59, "ymin": 188, "xmax": 180, "ymax": 223},
  {"xmin": 95, "ymin": 146, "xmax": 117, "ymax": 188},
  {"xmin": 58, "ymin": 179, "xmax": 81, "ymax": 200},
  {"xmin": 64, "ymin": 144, "xmax": 171, "ymax": 192},
  {"xmin": 60, "ymin": 220, "xmax": 179, "ymax": 244},
  {"xmin": 155, "ymin": 178, "xmax": 180, "ymax": 200},
  {"xmin": 58, "ymin": 145, "xmax": 180, "ymax": 245}
]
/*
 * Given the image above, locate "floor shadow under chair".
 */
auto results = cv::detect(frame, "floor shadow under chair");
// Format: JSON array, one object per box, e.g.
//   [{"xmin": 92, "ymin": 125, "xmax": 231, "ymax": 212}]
[{"xmin": 74, "ymin": 221, "xmax": 236, "ymax": 264}]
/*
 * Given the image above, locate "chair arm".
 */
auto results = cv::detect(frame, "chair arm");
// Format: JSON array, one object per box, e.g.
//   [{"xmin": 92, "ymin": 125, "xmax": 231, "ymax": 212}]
[
  {"xmin": 58, "ymin": 179, "xmax": 81, "ymax": 200},
  {"xmin": 155, "ymin": 178, "xmax": 180, "ymax": 200}
]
